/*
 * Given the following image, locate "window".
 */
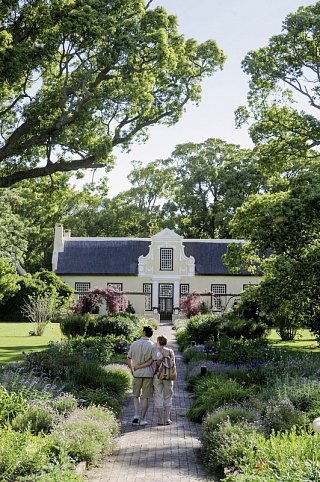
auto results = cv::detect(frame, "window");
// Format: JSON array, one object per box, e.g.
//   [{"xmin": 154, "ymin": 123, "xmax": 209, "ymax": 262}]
[
  {"xmin": 160, "ymin": 248, "xmax": 173, "ymax": 270},
  {"xmin": 180, "ymin": 284, "xmax": 189, "ymax": 296},
  {"xmin": 211, "ymin": 284, "xmax": 226, "ymax": 312},
  {"xmin": 75, "ymin": 282, "xmax": 90, "ymax": 300},
  {"xmin": 159, "ymin": 284, "xmax": 173, "ymax": 297},
  {"xmin": 107, "ymin": 283, "xmax": 123, "ymax": 291},
  {"xmin": 143, "ymin": 283, "xmax": 152, "ymax": 311}
]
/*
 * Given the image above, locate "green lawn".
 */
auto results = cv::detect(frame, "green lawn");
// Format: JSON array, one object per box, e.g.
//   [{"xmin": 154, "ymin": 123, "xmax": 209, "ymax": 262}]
[
  {"xmin": 0, "ymin": 322, "xmax": 64, "ymax": 363},
  {"xmin": 268, "ymin": 328, "xmax": 320, "ymax": 352}
]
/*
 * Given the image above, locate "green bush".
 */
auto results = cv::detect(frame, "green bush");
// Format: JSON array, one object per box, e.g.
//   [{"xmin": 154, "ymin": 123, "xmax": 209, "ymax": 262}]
[
  {"xmin": 220, "ymin": 315, "xmax": 269, "ymax": 340},
  {"xmin": 75, "ymin": 387, "xmax": 122, "ymax": 414},
  {"xmin": 203, "ymin": 419, "xmax": 259, "ymax": 473},
  {"xmin": 95, "ymin": 313, "xmax": 141, "ymax": 341},
  {"xmin": 182, "ymin": 346, "xmax": 207, "ymax": 364},
  {"xmin": 203, "ymin": 404, "xmax": 259, "ymax": 434},
  {"xmin": 11, "ymin": 406, "xmax": 54, "ymax": 435},
  {"xmin": 187, "ymin": 374, "xmax": 252, "ymax": 422},
  {"xmin": 48, "ymin": 406, "xmax": 118, "ymax": 466},
  {"xmin": 224, "ymin": 427, "xmax": 320, "ymax": 482},
  {"xmin": 0, "ymin": 387, "xmax": 28, "ymax": 425},
  {"xmin": 186, "ymin": 313, "xmax": 221, "ymax": 344},
  {"xmin": 175, "ymin": 328, "xmax": 191, "ymax": 352},
  {"xmin": 59, "ymin": 313, "xmax": 97, "ymax": 338},
  {"xmin": 0, "ymin": 426, "xmax": 50, "ymax": 480},
  {"xmin": 51, "ymin": 395, "xmax": 78, "ymax": 416},
  {"xmin": 275, "ymin": 378, "xmax": 320, "ymax": 420},
  {"xmin": 262, "ymin": 398, "xmax": 307, "ymax": 434},
  {"xmin": 215, "ymin": 336, "xmax": 269, "ymax": 365}
]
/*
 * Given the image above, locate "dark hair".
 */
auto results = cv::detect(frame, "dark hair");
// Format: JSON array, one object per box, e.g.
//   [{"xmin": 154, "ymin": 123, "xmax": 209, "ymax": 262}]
[
  {"xmin": 143, "ymin": 326, "xmax": 153, "ymax": 338},
  {"xmin": 157, "ymin": 335, "xmax": 167, "ymax": 346}
]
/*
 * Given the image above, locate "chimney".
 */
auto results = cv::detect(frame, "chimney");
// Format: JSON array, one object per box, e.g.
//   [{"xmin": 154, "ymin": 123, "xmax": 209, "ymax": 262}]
[{"xmin": 52, "ymin": 223, "xmax": 65, "ymax": 272}]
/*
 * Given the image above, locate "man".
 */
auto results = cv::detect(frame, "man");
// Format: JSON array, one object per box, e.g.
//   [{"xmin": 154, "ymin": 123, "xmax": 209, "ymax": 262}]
[{"xmin": 127, "ymin": 325, "xmax": 157, "ymax": 426}]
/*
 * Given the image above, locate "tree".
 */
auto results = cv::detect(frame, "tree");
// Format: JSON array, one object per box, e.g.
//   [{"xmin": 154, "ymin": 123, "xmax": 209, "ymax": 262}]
[
  {"xmin": 237, "ymin": 2, "xmax": 320, "ymax": 177},
  {"xmin": 0, "ymin": 258, "xmax": 20, "ymax": 304},
  {"xmin": 0, "ymin": 189, "xmax": 29, "ymax": 263},
  {"xmin": 161, "ymin": 138, "xmax": 266, "ymax": 238},
  {"xmin": 0, "ymin": 0, "xmax": 225, "ymax": 188}
]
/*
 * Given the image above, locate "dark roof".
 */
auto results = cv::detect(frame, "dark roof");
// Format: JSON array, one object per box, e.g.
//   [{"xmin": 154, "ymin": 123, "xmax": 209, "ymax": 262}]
[
  {"xmin": 184, "ymin": 241, "xmax": 230, "ymax": 275},
  {"xmin": 56, "ymin": 240, "xmax": 150, "ymax": 275}
]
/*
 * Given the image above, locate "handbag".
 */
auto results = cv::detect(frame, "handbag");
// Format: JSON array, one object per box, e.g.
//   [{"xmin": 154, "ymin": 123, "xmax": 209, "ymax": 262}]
[{"xmin": 158, "ymin": 351, "xmax": 177, "ymax": 381}]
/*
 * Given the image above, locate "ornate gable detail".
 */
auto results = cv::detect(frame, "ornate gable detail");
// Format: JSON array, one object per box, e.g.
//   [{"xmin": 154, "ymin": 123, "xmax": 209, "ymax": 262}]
[{"xmin": 138, "ymin": 229, "xmax": 195, "ymax": 277}]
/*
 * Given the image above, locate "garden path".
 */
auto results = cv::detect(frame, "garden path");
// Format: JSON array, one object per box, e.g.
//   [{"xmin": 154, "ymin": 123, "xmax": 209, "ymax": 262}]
[{"xmin": 85, "ymin": 319, "xmax": 216, "ymax": 482}]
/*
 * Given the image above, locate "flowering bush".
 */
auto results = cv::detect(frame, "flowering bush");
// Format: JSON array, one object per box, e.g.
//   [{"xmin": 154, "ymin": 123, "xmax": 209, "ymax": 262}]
[
  {"xmin": 73, "ymin": 286, "xmax": 128, "ymax": 315},
  {"xmin": 179, "ymin": 291, "xmax": 202, "ymax": 318}
]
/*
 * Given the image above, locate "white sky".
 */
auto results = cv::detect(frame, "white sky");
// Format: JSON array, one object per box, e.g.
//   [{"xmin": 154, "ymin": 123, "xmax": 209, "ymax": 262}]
[{"xmin": 88, "ymin": 0, "xmax": 317, "ymax": 197}]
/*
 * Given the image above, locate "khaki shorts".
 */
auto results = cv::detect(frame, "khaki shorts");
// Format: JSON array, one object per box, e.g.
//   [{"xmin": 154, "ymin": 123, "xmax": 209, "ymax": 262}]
[{"xmin": 132, "ymin": 377, "xmax": 154, "ymax": 398}]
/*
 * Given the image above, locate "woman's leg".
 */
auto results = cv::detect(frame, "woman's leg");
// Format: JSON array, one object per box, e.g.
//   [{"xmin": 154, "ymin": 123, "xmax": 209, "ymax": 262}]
[
  {"xmin": 154, "ymin": 377, "xmax": 164, "ymax": 424},
  {"xmin": 163, "ymin": 381, "xmax": 174, "ymax": 424}
]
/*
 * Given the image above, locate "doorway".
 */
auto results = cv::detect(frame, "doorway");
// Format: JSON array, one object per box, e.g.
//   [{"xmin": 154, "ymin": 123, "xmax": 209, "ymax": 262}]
[{"xmin": 159, "ymin": 283, "xmax": 173, "ymax": 320}]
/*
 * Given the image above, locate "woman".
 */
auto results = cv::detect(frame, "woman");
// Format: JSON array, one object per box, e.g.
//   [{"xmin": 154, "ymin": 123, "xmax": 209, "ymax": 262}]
[{"xmin": 135, "ymin": 334, "xmax": 176, "ymax": 426}]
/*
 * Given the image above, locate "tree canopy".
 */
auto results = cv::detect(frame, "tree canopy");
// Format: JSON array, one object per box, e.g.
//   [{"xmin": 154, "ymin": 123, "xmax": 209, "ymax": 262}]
[{"xmin": 0, "ymin": 0, "xmax": 225, "ymax": 187}]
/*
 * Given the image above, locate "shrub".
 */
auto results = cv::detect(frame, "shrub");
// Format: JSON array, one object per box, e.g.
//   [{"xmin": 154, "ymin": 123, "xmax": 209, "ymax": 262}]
[
  {"xmin": 275, "ymin": 378, "xmax": 320, "ymax": 420},
  {"xmin": 59, "ymin": 313, "xmax": 97, "ymax": 338},
  {"xmin": 186, "ymin": 313, "xmax": 221, "ymax": 344},
  {"xmin": 215, "ymin": 336, "xmax": 269, "ymax": 365},
  {"xmin": 182, "ymin": 346, "xmax": 207, "ymax": 364},
  {"xmin": 220, "ymin": 314, "xmax": 269, "ymax": 340},
  {"xmin": 0, "ymin": 426, "xmax": 50, "ymax": 480},
  {"xmin": 203, "ymin": 419, "xmax": 259, "ymax": 473},
  {"xmin": 187, "ymin": 374, "xmax": 252, "ymax": 422},
  {"xmin": 51, "ymin": 395, "xmax": 78, "ymax": 416},
  {"xmin": 179, "ymin": 291, "xmax": 202, "ymax": 318},
  {"xmin": 224, "ymin": 427, "xmax": 320, "ymax": 482},
  {"xmin": 204, "ymin": 404, "xmax": 259, "ymax": 434},
  {"xmin": 95, "ymin": 313, "xmax": 141, "ymax": 341},
  {"xmin": 74, "ymin": 388, "xmax": 122, "ymax": 414},
  {"xmin": 48, "ymin": 406, "xmax": 118, "ymax": 466},
  {"xmin": 0, "ymin": 387, "xmax": 28, "ymax": 425},
  {"xmin": 175, "ymin": 327, "xmax": 191, "ymax": 352},
  {"xmin": 262, "ymin": 398, "xmax": 307, "ymax": 434},
  {"xmin": 11, "ymin": 406, "xmax": 54, "ymax": 435}
]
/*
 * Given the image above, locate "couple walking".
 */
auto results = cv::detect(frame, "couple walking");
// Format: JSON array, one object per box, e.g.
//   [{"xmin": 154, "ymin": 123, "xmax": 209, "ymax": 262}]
[{"xmin": 127, "ymin": 325, "xmax": 176, "ymax": 426}]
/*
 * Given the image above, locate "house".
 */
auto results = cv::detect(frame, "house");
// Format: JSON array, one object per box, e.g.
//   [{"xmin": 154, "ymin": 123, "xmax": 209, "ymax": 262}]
[{"xmin": 52, "ymin": 224, "xmax": 260, "ymax": 321}]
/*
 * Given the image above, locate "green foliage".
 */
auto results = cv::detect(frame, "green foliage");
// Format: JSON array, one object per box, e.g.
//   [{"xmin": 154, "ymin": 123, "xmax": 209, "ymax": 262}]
[
  {"xmin": 51, "ymin": 395, "xmax": 78, "ymax": 416},
  {"xmin": 48, "ymin": 406, "xmax": 118, "ymax": 466},
  {"xmin": 11, "ymin": 407, "xmax": 54, "ymax": 435},
  {"xmin": 182, "ymin": 346, "xmax": 207, "ymax": 364},
  {"xmin": 0, "ymin": 271, "xmax": 72, "ymax": 322},
  {"xmin": 202, "ymin": 419, "xmax": 259, "ymax": 473},
  {"xmin": 0, "ymin": 387, "xmax": 28, "ymax": 426},
  {"xmin": 215, "ymin": 336, "xmax": 269, "ymax": 365},
  {"xmin": 0, "ymin": 1, "xmax": 225, "ymax": 188},
  {"xmin": 224, "ymin": 427, "xmax": 320, "ymax": 482},
  {"xmin": 94, "ymin": 313, "xmax": 142, "ymax": 341},
  {"xmin": 204, "ymin": 404, "xmax": 258, "ymax": 433},
  {"xmin": 74, "ymin": 388, "xmax": 122, "ymax": 415},
  {"xmin": 0, "ymin": 258, "xmax": 20, "ymax": 304},
  {"xmin": 0, "ymin": 427, "xmax": 50, "ymax": 481},
  {"xmin": 187, "ymin": 374, "xmax": 252, "ymax": 422},
  {"xmin": 262, "ymin": 398, "xmax": 307, "ymax": 435},
  {"xmin": 186, "ymin": 313, "xmax": 221, "ymax": 344},
  {"xmin": 175, "ymin": 327, "xmax": 191, "ymax": 352},
  {"xmin": 59, "ymin": 314, "xmax": 97, "ymax": 338},
  {"xmin": 60, "ymin": 312, "xmax": 142, "ymax": 342}
]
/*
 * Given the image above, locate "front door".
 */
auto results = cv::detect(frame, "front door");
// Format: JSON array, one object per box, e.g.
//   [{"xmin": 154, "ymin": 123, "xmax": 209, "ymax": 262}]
[{"xmin": 159, "ymin": 284, "xmax": 173, "ymax": 320}]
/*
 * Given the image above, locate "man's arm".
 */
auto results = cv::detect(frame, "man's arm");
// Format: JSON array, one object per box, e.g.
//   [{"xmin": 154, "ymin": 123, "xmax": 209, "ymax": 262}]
[
  {"xmin": 127, "ymin": 357, "xmax": 134, "ymax": 375},
  {"xmin": 134, "ymin": 357, "xmax": 153, "ymax": 369}
]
